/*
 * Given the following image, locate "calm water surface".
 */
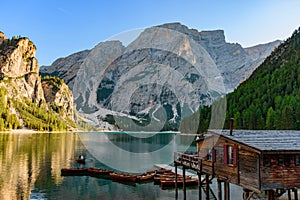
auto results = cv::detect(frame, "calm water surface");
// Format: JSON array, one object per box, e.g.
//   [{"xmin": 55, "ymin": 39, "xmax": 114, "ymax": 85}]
[{"xmin": 0, "ymin": 132, "xmax": 243, "ymax": 200}]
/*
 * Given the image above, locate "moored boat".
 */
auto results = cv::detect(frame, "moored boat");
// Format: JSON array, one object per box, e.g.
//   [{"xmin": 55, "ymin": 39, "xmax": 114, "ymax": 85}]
[
  {"xmin": 75, "ymin": 158, "xmax": 86, "ymax": 164},
  {"xmin": 87, "ymin": 168, "xmax": 113, "ymax": 178},
  {"xmin": 109, "ymin": 172, "xmax": 137, "ymax": 183},
  {"xmin": 137, "ymin": 172, "xmax": 155, "ymax": 183},
  {"xmin": 61, "ymin": 168, "xmax": 88, "ymax": 176}
]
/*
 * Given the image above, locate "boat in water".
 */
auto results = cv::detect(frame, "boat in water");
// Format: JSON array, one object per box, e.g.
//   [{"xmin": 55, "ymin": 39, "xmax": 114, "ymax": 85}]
[{"xmin": 109, "ymin": 172, "xmax": 138, "ymax": 183}]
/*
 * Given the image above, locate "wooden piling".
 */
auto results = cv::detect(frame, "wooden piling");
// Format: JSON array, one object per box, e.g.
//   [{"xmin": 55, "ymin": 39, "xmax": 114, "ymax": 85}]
[
  {"xmin": 217, "ymin": 179, "xmax": 222, "ymax": 200},
  {"xmin": 183, "ymin": 166, "xmax": 186, "ymax": 200},
  {"xmin": 175, "ymin": 163, "xmax": 178, "ymax": 199},
  {"xmin": 288, "ymin": 189, "xmax": 291, "ymax": 200},
  {"xmin": 294, "ymin": 188, "xmax": 298, "ymax": 200},
  {"xmin": 198, "ymin": 172, "xmax": 202, "ymax": 200},
  {"xmin": 205, "ymin": 174, "xmax": 209, "ymax": 200},
  {"xmin": 224, "ymin": 182, "xmax": 230, "ymax": 200},
  {"xmin": 243, "ymin": 188, "xmax": 250, "ymax": 200},
  {"xmin": 267, "ymin": 190, "xmax": 275, "ymax": 200}
]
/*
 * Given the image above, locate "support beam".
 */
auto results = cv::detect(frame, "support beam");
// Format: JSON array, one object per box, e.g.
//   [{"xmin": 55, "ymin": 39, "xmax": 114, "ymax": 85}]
[
  {"xmin": 205, "ymin": 175, "xmax": 209, "ymax": 200},
  {"xmin": 294, "ymin": 189, "xmax": 298, "ymax": 200},
  {"xmin": 227, "ymin": 182, "xmax": 230, "ymax": 200},
  {"xmin": 175, "ymin": 163, "xmax": 178, "ymax": 199},
  {"xmin": 224, "ymin": 182, "xmax": 230, "ymax": 200},
  {"xmin": 198, "ymin": 172, "xmax": 202, "ymax": 200},
  {"xmin": 217, "ymin": 179, "xmax": 222, "ymax": 200},
  {"xmin": 243, "ymin": 188, "xmax": 250, "ymax": 200},
  {"xmin": 288, "ymin": 189, "xmax": 291, "ymax": 200},
  {"xmin": 267, "ymin": 190, "xmax": 275, "ymax": 200},
  {"xmin": 183, "ymin": 166, "xmax": 186, "ymax": 200}
]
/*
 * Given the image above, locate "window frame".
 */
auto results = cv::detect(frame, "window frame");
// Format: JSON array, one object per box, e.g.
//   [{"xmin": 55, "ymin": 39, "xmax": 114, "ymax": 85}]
[
  {"xmin": 224, "ymin": 144, "xmax": 237, "ymax": 166},
  {"xmin": 295, "ymin": 155, "xmax": 300, "ymax": 166}
]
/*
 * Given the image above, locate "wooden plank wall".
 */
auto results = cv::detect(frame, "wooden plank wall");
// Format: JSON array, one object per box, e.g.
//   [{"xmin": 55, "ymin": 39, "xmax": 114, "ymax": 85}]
[
  {"xmin": 261, "ymin": 154, "xmax": 300, "ymax": 190},
  {"xmin": 239, "ymin": 148, "xmax": 260, "ymax": 190},
  {"xmin": 198, "ymin": 135, "xmax": 260, "ymax": 191}
]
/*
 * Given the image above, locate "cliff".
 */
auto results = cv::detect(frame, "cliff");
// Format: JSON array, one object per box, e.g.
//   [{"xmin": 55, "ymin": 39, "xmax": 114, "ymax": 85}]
[{"xmin": 0, "ymin": 32, "xmax": 74, "ymax": 131}]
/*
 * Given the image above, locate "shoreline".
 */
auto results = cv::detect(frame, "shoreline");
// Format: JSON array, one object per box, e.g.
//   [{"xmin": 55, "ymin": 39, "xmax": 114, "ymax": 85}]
[{"xmin": 0, "ymin": 129, "xmax": 185, "ymax": 134}]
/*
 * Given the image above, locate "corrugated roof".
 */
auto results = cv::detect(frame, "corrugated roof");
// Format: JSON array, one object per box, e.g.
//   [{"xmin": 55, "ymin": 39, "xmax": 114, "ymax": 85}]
[{"xmin": 210, "ymin": 130, "xmax": 300, "ymax": 151}]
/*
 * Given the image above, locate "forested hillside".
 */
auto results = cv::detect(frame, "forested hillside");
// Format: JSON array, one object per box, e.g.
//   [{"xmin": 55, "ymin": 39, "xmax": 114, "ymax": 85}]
[{"xmin": 198, "ymin": 27, "xmax": 300, "ymax": 132}]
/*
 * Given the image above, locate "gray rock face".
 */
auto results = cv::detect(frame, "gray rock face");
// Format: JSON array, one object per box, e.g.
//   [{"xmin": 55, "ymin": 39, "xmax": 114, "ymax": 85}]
[
  {"xmin": 40, "ymin": 50, "xmax": 90, "ymax": 90},
  {"xmin": 41, "ymin": 78, "xmax": 74, "ymax": 120},
  {"xmin": 41, "ymin": 23, "xmax": 280, "ymax": 130},
  {"xmin": 158, "ymin": 23, "xmax": 281, "ymax": 92}
]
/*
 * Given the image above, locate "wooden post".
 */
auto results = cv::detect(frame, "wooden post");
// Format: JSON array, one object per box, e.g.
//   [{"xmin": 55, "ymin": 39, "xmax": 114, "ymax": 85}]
[
  {"xmin": 227, "ymin": 182, "xmax": 230, "ymax": 200},
  {"xmin": 243, "ymin": 189, "xmax": 250, "ymax": 200},
  {"xmin": 198, "ymin": 172, "xmax": 202, "ymax": 200},
  {"xmin": 224, "ymin": 182, "xmax": 227, "ymax": 200},
  {"xmin": 224, "ymin": 182, "xmax": 230, "ymax": 200},
  {"xmin": 183, "ymin": 166, "xmax": 186, "ymax": 200},
  {"xmin": 294, "ymin": 189, "xmax": 298, "ymax": 200},
  {"xmin": 217, "ymin": 179, "xmax": 222, "ymax": 200},
  {"xmin": 175, "ymin": 163, "xmax": 178, "ymax": 199},
  {"xmin": 267, "ymin": 190, "xmax": 275, "ymax": 200},
  {"xmin": 205, "ymin": 174, "xmax": 210, "ymax": 200}
]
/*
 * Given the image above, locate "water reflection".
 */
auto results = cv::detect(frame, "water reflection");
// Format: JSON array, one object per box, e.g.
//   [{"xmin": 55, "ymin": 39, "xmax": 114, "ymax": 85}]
[
  {"xmin": 0, "ymin": 132, "xmax": 243, "ymax": 200},
  {"xmin": 0, "ymin": 133, "xmax": 77, "ymax": 200},
  {"xmin": 78, "ymin": 132, "xmax": 196, "ymax": 173}
]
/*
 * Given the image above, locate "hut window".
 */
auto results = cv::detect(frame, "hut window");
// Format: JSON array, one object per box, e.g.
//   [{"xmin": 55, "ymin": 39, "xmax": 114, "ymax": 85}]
[
  {"xmin": 224, "ymin": 145, "xmax": 237, "ymax": 166},
  {"xmin": 284, "ymin": 156, "xmax": 291, "ymax": 166},
  {"xmin": 206, "ymin": 148, "xmax": 216, "ymax": 162},
  {"xmin": 263, "ymin": 157, "xmax": 270, "ymax": 166},
  {"xmin": 295, "ymin": 155, "xmax": 300, "ymax": 166},
  {"xmin": 278, "ymin": 157, "xmax": 284, "ymax": 166},
  {"xmin": 207, "ymin": 149, "xmax": 212, "ymax": 161}
]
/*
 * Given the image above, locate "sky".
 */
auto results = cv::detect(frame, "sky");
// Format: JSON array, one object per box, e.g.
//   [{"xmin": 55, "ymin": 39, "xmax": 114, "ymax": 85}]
[{"xmin": 1, "ymin": 0, "xmax": 300, "ymax": 66}]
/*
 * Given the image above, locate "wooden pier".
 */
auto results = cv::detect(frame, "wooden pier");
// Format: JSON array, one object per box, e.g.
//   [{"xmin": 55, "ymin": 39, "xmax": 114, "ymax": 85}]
[{"xmin": 174, "ymin": 129, "xmax": 300, "ymax": 200}]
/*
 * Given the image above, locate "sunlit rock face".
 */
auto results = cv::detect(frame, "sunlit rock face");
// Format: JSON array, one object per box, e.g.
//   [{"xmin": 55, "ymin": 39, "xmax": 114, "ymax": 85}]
[
  {"xmin": 0, "ymin": 32, "xmax": 75, "ymax": 127},
  {"xmin": 41, "ymin": 23, "xmax": 280, "ymax": 130}
]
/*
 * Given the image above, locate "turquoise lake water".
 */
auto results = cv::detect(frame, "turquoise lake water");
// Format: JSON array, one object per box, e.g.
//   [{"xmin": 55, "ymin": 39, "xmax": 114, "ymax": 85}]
[{"xmin": 0, "ymin": 132, "xmax": 243, "ymax": 199}]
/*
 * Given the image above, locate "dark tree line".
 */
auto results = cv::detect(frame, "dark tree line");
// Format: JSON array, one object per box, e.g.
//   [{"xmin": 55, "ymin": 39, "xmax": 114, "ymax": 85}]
[{"xmin": 193, "ymin": 27, "xmax": 300, "ymax": 132}]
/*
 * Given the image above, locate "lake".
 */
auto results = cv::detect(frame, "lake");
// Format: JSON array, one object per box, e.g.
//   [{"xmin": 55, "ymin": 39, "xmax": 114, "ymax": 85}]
[{"xmin": 0, "ymin": 132, "xmax": 243, "ymax": 199}]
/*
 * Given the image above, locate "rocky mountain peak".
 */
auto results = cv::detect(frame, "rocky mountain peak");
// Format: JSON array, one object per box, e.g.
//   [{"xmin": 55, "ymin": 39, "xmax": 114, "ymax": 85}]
[
  {"xmin": 0, "ymin": 31, "xmax": 75, "ymax": 130},
  {"xmin": 157, "ymin": 22, "xmax": 226, "ymax": 45},
  {"xmin": 40, "ymin": 23, "xmax": 280, "ymax": 131}
]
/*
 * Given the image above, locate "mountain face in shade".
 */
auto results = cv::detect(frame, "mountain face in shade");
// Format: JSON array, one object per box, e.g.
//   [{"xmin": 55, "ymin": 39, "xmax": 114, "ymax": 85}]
[{"xmin": 40, "ymin": 23, "xmax": 280, "ymax": 131}]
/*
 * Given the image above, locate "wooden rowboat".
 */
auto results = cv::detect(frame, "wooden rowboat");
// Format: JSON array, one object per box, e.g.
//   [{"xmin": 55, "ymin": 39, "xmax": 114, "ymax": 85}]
[
  {"xmin": 109, "ymin": 172, "xmax": 137, "ymax": 182},
  {"xmin": 87, "ymin": 168, "xmax": 113, "ymax": 178},
  {"xmin": 137, "ymin": 173, "xmax": 155, "ymax": 183},
  {"xmin": 156, "ymin": 168, "xmax": 172, "ymax": 174},
  {"xmin": 61, "ymin": 168, "xmax": 88, "ymax": 176},
  {"xmin": 75, "ymin": 158, "xmax": 86, "ymax": 164}
]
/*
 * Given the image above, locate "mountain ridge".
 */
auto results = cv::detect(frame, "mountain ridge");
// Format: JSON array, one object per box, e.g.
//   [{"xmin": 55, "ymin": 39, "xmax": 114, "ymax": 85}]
[{"xmin": 40, "ymin": 23, "xmax": 280, "ymax": 131}]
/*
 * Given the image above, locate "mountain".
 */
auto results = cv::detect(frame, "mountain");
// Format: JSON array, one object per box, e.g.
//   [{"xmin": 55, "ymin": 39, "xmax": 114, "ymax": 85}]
[
  {"xmin": 40, "ymin": 23, "xmax": 280, "ymax": 131},
  {"xmin": 0, "ymin": 31, "xmax": 75, "ymax": 131},
  {"xmin": 40, "ymin": 50, "xmax": 90, "ymax": 90},
  {"xmin": 197, "ymin": 27, "xmax": 300, "ymax": 132}
]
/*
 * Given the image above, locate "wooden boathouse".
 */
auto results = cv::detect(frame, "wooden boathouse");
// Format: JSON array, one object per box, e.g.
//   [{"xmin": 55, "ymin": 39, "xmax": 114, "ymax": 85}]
[{"xmin": 174, "ymin": 129, "xmax": 300, "ymax": 200}]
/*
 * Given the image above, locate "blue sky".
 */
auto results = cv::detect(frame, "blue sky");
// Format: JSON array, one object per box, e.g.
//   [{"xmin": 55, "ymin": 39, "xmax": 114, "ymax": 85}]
[{"xmin": 1, "ymin": 0, "xmax": 300, "ymax": 65}]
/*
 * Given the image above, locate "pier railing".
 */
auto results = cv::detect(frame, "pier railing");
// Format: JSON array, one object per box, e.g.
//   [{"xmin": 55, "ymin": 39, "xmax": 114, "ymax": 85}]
[{"xmin": 174, "ymin": 152, "xmax": 199, "ymax": 170}]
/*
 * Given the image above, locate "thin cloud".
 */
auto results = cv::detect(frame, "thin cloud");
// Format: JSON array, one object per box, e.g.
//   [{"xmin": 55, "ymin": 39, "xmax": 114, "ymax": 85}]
[{"xmin": 57, "ymin": 7, "xmax": 71, "ymax": 15}]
